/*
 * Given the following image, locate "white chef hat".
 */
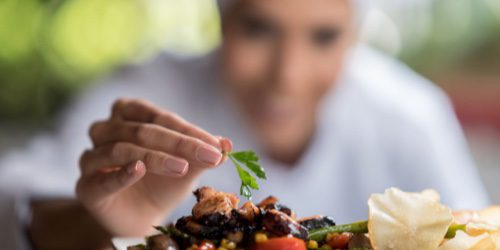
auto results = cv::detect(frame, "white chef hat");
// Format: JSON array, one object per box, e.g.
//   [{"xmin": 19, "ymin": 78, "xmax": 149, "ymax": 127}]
[{"xmin": 216, "ymin": 0, "xmax": 373, "ymax": 27}]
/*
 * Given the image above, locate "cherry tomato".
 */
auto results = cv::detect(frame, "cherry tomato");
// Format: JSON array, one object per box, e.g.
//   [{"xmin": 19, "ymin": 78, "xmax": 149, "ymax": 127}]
[
  {"xmin": 326, "ymin": 232, "xmax": 353, "ymax": 249},
  {"xmin": 197, "ymin": 240, "xmax": 216, "ymax": 250},
  {"xmin": 252, "ymin": 237, "xmax": 306, "ymax": 250}
]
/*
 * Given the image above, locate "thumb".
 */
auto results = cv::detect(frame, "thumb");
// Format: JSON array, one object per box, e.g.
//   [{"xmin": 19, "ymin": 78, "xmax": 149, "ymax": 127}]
[
  {"xmin": 216, "ymin": 136, "xmax": 233, "ymax": 165},
  {"xmin": 77, "ymin": 161, "xmax": 146, "ymax": 203}
]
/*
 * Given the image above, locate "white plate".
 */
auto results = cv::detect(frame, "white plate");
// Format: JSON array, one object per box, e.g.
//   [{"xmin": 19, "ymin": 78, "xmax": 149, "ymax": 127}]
[{"xmin": 112, "ymin": 237, "xmax": 145, "ymax": 250}]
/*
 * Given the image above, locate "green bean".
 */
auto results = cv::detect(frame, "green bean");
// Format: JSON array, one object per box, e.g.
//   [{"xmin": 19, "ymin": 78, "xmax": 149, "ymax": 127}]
[
  {"xmin": 445, "ymin": 224, "xmax": 466, "ymax": 238},
  {"xmin": 308, "ymin": 220, "xmax": 466, "ymax": 242},
  {"xmin": 308, "ymin": 220, "xmax": 369, "ymax": 241}
]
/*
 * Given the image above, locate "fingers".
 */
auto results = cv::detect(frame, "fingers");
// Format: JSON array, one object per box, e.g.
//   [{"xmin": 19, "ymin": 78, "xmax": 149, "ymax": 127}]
[
  {"xmin": 219, "ymin": 137, "xmax": 233, "ymax": 154},
  {"xmin": 79, "ymin": 142, "xmax": 188, "ymax": 177},
  {"xmin": 111, "ymin": 98, "xmax": 220, "ymax": 148},
  {"xmin": 77, "ymin": 161, "xmax": 146, "ymax": 202},
  {"xmin": 89, "ymin": 121, "xmax": 223, "ymax": 167},
  {"xmin": 218, "ymin": 136, "xmax": 233, "ymax": 163}
]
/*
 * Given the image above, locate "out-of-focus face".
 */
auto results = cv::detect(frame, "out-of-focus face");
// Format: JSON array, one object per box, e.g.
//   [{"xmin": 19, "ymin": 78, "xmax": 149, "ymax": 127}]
[{"xmin": 221, "ymin": 0, "xmax": 354, "ymax": 163}]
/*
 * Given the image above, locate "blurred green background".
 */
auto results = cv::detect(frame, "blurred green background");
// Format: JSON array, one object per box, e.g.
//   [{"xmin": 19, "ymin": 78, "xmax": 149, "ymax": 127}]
[
  {"xmin": 0, "ymin": 0, "xmax": 221, "ymax": 125},
  {"xmin": 1, "ymin": 0, "xmax": 499, "ymax": 125}
]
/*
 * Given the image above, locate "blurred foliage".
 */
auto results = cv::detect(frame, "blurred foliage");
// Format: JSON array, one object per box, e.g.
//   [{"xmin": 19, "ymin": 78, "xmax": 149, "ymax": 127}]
[
  {"xmin": 0, "ymin": 0, "xmax": 499, "ymax": 124},
  {"xmin": 0, "ymin": 0, "xmax": 220, "ymax": 124},
  {"xmin": 386, "ymin": 0, "xmax": 500, "ymax": 76}
]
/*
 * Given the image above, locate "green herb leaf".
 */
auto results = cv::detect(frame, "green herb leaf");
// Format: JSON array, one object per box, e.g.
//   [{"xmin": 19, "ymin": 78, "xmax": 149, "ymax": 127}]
[
  {"xmin": 231, "ymin": 151, "xmax": 266, "ymax": 179},
  {"xmin": 154, "ymin": 225, "xmax": 195, "ymax": 242},
  {"xmin": 227, "ymin": 150, "xmax": 266, "ymax": 199},
  {"xmin": 240, "ymin": 185, "xmax": 252, "ymax": 199},
  {"xmin": 153, "ymin": 225, "xmax": 169, "ymax": 235},
  {"xmin": 245, "ymin": 160, "xmax": 267, "ymax": 179},
  {"xmin": 231, "ymin": 151, "xmax": 259, "ymax": 162},
  {"xmin": 235, "ymin": 164, "xmax": 259, "ymax": 189},
  {"xmin": 131, "ymin": 243, "xmax": 147, "ymax": 249}
]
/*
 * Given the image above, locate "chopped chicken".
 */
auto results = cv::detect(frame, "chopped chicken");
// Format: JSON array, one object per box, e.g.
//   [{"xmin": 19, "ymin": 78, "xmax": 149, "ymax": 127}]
[
  {"xmin": 192, "ymin": 187, "xmax": 239, "ymax": 220},
  {"xmin": 236, "ymin": 201, "xmax": 261, "ymax": 221},
  {"xmin": 257, "ymin": 196, "xmax": 279, "ymax": 207}
]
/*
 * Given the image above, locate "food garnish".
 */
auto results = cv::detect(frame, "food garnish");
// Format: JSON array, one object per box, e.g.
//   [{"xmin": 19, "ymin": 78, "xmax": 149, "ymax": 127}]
[
  {"xmin": 368, "ymin": 188, "xmax": 454, "ymax": 250},
  {"xmin": 225, "ymin": 150, "xmax": 266, "ymax": 199},
  {"xmin": 126, "ymin": 187, "xmax": 500, "ymax": 250}
]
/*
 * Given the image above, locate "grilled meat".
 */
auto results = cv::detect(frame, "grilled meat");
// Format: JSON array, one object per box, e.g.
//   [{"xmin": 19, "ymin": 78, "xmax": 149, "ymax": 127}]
[
  {"xmin": 262, "ymin": 209, "xmax": 309, "ymax": 240},
  {"xmin": 192, "ymin": 187, "xmax": 239, "ymax": 221},
  {"xmin": 258, "ymin": 195, "xmax": 296, "ymax": 218},
  {"xmin": 257, "ymin": 196, "xmax": 279, "ymax": 207},
  {"xmin": 145, "ymin": 234, "xmax": 179, "ymax": 250},
  {"xmin": 348, "ymin": 233, "xmax": 372, "ymax": 249},
  {"xmin": 235, "ymin": 201, "xmax": 261, "ymax": 221},
  {"xmin": 175, "ymin": 216, "xmax": 222, "ymax": 239},
  {"xmin": 298, "ymin": 215, "xmax": 336, "ymax": 230}
]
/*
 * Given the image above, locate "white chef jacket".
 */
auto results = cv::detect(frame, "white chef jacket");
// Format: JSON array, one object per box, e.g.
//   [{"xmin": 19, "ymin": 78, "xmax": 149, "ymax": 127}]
[{"xmin": 0, "ymin": 44, "xmax": 490, "ymax": 249}]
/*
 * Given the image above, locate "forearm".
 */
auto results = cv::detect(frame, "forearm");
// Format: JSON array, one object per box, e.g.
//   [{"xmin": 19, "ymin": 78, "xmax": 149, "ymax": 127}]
[{"xmin": 28, "ymin": 199, "xmax": 112, "ymax": 250}]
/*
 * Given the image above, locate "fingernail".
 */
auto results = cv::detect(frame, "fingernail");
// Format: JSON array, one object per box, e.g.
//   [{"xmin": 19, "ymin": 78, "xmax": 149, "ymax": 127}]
[
  {"xmin": 127, "ymin": 161, "xmax": 141, "ymax": 175},
  {"xmin": 196, "ymin": 144, "xmax": 223, "ymax": 165},
  {"xmin": 165, "ymin": 158, "xmax": 188, "ymax": 175},
  {"xmin": 220, "ymin": 137, "xmax": 233, "ymax": 154}
]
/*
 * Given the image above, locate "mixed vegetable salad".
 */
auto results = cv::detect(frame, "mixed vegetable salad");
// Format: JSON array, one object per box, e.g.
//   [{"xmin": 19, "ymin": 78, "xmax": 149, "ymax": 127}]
[
  {"xmin": 127, "ymin": 187, "xmax": 500, "ymax": 250},
  {"xmin": 126, "ymin": 150, "xmax": 500, "ymax": 250}
]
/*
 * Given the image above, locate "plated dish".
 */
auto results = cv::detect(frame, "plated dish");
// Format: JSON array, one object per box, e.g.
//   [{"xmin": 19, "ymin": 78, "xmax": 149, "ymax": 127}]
[{"xmin": 123, "ymin": 187, "xmax": 500, "ymax": 250}]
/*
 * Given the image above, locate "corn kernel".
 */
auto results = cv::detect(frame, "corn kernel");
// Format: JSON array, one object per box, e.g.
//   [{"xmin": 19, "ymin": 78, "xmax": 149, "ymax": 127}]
[
  {"xmin": 221, "ymin": 239, "xmax": 236, "ymax": 250},
  {"xmin": 325, "ymin": 233, "xmax": 339, "ymax": 241},
  {"xmin": 226, "ymin": 242, "xmax": 236, "ymax": 249},
  {"xmin": 307, "ymin": 240, "xmax": 318, "ymax": 249},
  {"xmin": 254, "ymin": 233, "xmax": 268, "ymax": 243},
  {"xmin": 320, "ymin": 244, "xmax": 332, "ymax": 250},
  {"xmin": 226, "ymin": 231, "xmax": 243, "ymax": 243}
]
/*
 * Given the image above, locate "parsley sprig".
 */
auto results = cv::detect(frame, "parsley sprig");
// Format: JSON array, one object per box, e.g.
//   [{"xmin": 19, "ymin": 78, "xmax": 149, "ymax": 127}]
[{"xmin": 225, "ymin": 150, "xmax": 266, "ymax": 199}]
